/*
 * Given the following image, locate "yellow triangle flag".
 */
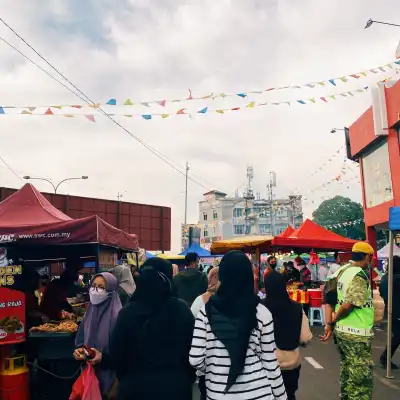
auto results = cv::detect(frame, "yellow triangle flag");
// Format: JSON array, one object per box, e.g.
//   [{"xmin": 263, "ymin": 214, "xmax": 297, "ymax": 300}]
[
  {"xmin": 247, "ymin": 101, "xmax": 255, "ymax": 108},
  {"xmin": 89, "ymin": 103, "xmax": 100, "ymax": 108},
  {"xmin": 386, "ymin": 63, "xmax": 393, "ymax": 69},
  {"xmin": 360, "ymin": 71, "xmax": 367, "ymax": 77},
  {"xmin": 64, "ymin": 114, "xmax": 74, "ymax": 117},
  {"xmin": 124, "ymin": 115, "xmax": 133, "ymax": 118},
  {"xmin": 124, "ymin": 99, "xmax": 134, "ymax": 105},
  {"xmin": 318, "ymin": 82, "xmax": 325, "ymax": 86},
  {"xmin": 52, "ymin": 105, "xmax": 63, "ymax": 109},
  {"xmin": 219, "ymin": 93, "xmax": 226, "ymax": 98},
  {"xmin": 161, "ymin": 114, "xmax": 169, "ymax": 119},
  {"xmin": 330, "ymin": 95, "xmax": 336, "ymax": 100},
  {"xmin": 202, "ymin": 93, "xmax": 213, "ymax": 99},
  {"xmin": 21, "ymin": 110, "xmax": 31, "ymax": 114},
  {"xmin": 216, "ymin": 109, "xmax": 224, "ymax": 114},
  {"xmin": 339, "ymin": 77, "xmax": 348, "ymax": 82},
  {"xmin": 309, "ymin": 98, "xmax": 316, "ymax": 103}
]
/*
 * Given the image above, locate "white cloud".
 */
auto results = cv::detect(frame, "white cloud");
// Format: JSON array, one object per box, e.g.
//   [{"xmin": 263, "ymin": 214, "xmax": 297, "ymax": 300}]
[{"xmin": 0, "ymin": 0, "xmax": 399, "ymax": 250}]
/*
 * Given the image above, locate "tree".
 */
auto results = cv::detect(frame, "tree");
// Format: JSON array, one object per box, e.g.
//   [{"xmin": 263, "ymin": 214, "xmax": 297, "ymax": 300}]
[{"xmin": 312, "ymin": 196, "xmax": 366, "ymax": 240}]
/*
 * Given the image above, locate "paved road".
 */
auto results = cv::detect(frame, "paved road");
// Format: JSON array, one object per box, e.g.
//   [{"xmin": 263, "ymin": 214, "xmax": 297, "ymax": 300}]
[{"xmin": 193, "ymin": 325, "xmax": 400, "ymax": 399}]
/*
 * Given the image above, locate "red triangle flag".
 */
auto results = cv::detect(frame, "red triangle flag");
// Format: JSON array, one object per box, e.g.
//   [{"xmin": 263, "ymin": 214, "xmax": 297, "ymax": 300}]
[
  {"xmin": 44, "ymin": 108, "xmax": 54, "ymax": 115},
  {"xmin": 71, "ymin": 105, "xmax": 83, "ymax": 109},
  {"xmin": 320, "ymin": 97, "xmax": 327, "ymax": 103},
  {"xmin": 177, "ymin": 108, "xmax": 186, "ymax": 115},
  {"xmin": 158, "ymin": 100, "xmax": 166, "ymax": 107},
  {"xmin": 84, "ymin": 115, "xmax": 95, "ymax": 122}
]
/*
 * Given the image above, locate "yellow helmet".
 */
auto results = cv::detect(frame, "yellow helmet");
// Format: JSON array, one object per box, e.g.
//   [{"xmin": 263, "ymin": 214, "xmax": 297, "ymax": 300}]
[{"xmin": 352, "ymin": 242, "xmax": 374, "ymax": 254}]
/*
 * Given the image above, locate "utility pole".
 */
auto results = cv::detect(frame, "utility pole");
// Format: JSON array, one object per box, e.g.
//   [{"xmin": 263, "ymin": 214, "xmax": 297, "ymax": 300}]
[
  {"xmin": 184, "ymin": 162, "xmax": 189, "ymax": 225},
  {"xmin": 117, "ymin": 192, "xmax": 123, "ymax": 202},
  {"xmin": 267, "ymin": 172, "xmax": 277, "ymax": 236}
]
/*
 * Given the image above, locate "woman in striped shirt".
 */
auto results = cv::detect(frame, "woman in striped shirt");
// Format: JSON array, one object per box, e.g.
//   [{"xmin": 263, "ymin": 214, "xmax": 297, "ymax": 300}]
[{"xmin": 189, "ymin": 250, "xmax": 287, "ymax": 400}]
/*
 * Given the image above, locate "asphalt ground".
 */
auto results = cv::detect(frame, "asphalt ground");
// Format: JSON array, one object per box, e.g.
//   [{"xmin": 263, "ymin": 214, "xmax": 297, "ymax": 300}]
[{"xmin": 192, "ymin": 324, "xmax": 400, "ymax": 399}]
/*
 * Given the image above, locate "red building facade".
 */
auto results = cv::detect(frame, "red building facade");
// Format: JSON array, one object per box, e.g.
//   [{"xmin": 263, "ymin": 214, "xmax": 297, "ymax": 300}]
[{"xmin": 348, "ymin": 79, "xmax": 400, "ymax": 250}]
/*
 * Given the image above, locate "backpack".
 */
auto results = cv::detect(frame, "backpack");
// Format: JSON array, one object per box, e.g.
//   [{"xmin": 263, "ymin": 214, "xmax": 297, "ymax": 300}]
[{"xmin": 322, "ymin": 264, "xmax": 353, "ymax": 306}]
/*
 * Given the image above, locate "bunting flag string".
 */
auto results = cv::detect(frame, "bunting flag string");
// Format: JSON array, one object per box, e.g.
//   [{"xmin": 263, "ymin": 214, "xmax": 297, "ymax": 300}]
[
  {"xmin": 1, "ymin": 61, "xmax": 399, "ymax": 111},
  {"xmin": 0, "ymin": 85, "xmax": 376, "ymax": 122},
  {"xmin": 322, "ymin": 218, "xmax": 364, "ymax": 230}
]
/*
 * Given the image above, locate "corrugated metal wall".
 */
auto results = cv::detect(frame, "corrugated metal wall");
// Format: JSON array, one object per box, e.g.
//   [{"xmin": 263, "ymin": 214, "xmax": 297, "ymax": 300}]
[{"xmin": 0, "ymin": 187, "xmax": 171, "ymax": 251}]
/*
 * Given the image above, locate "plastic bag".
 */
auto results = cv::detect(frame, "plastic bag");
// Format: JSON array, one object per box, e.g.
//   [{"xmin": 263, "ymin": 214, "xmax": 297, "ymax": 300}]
[{"xmin": 70, "ymin": 364, "xmax": 102, "ymax": 400}]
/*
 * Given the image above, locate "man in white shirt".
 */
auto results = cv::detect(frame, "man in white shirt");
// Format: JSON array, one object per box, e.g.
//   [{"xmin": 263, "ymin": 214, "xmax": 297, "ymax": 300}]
[{"xmin": 327, "ymin": 252, "xmax": 341, "ymax": 278}]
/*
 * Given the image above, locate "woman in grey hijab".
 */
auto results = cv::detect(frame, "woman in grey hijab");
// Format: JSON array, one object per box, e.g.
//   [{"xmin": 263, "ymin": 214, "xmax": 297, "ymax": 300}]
[{"xmin": 113, "ymin": 264, "xmax": 136, "ymax": 306}]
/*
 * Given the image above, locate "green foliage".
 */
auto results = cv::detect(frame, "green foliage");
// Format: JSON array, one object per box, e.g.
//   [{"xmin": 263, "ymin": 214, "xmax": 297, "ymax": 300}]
[{"xmin": 312, "ymin": 196, "xmax": 366, "ymax": 240}]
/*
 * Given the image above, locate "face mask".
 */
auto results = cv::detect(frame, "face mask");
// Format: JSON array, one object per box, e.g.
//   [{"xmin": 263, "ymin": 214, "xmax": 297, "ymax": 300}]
[
  {"xmin": 89, "ymin": 287, "xmax": 108, "ymax": 305},
  {"xmin": 270, "ymin": 263, "xmax": 277, "ymax": 268}
]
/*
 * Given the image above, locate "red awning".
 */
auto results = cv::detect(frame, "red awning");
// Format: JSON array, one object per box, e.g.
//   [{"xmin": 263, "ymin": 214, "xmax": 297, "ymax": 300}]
[
  {"xmin": 0, "ymin": 184, "xmax": 138, "ymax": 250},
  {"xmin": 271, "ymin": 219, "xmax": 356, "ymax": 252}
]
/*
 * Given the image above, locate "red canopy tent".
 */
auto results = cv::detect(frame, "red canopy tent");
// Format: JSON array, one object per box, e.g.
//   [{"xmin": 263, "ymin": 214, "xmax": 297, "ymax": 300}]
[
  {"xmin": 278, "ymin": 225, "xmax": 295, "ymax": 238},
  {"xmin": 0, "ymin": 184, "xmax": 138, "ymax": 250},
  {"xmin": 270, "ymin": 219, "xmax": 356, "ymax": 252}
]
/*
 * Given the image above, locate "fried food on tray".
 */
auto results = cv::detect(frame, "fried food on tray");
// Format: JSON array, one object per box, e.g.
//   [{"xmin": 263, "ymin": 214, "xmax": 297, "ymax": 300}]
[
  {"xmin": 0, "ymin": 316, "xmax": 23, "ymax": 333},
  {"xmin": 29, "ymin": 320, "xmax": 78, "ymax": 334}
]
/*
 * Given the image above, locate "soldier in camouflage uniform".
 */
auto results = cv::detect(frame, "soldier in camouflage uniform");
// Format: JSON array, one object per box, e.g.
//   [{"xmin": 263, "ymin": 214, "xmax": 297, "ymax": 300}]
[{"xmin": 321, "ymin": 242, "xmax": 375, "ymax": 400}]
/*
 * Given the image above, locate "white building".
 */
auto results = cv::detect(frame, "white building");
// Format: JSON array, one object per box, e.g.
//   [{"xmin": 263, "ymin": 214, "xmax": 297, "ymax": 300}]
[{"xmin": 198, "ymin": 190, "xmax": 303, "ymax": 249}]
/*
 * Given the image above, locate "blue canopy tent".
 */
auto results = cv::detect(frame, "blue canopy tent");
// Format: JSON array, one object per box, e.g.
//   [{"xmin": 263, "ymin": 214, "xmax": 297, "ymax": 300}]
[
  {"xmin": 386, "ymin": 207, "xmax": 400, "ymax": 377},
  {"xmin": 179, "ymin": 243, "xmax": 213, "ymax": 257}
]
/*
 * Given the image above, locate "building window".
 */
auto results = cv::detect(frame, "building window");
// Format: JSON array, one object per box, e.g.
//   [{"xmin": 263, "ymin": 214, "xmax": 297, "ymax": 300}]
[
  {"xmin": 276, "ymin": 208, "xmax": 288, "ymax": 217},
  {"xmin": 276, "ymin": 226, "xmax": 287, "ymax": 235},
  {"xmin": 204, "ymin": 229, "xmax": 208, "ymax": 237},
  {"xmin": 213, "ymin": 210, "xmax": 218, "ymax": 219},
  {"xmin": 362, "ymin": 139, "xmax": 393, "ymax": 208},
  {"xmin": 233, "ymin": 208, "xmax": 243, "ymax": 218},
  {"xmin": 259, "ymin": 224, "xmax": 271, "ymax": 234},
  {"xmin": 203, "ymin": 213, "xmax": 208, "ymax": 221},
  {"xmin": 234, "ymin": 225, "xmax": 245, "ymax": 235}
]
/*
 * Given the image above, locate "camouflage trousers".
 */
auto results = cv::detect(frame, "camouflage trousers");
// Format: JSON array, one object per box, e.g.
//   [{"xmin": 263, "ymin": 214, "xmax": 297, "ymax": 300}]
[{"xmin": 336, "ymin": 336, "xmax": 373, "ymax": 400}]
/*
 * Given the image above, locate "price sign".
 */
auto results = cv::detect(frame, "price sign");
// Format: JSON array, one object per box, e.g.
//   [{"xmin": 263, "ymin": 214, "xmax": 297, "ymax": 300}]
[{"xmin": 0, "ymin": 288, "xmax": 26, "ymax": 345}]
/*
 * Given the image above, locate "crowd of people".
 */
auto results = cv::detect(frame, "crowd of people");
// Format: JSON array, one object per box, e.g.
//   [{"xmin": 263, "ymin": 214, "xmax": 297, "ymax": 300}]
[
  {"xmin": 22, "ymin": 244, "xmax": 398, "ymax": 400},
  {"xmin": 66, "ymin": 251, "xmax": 318, "ymax": 400}
]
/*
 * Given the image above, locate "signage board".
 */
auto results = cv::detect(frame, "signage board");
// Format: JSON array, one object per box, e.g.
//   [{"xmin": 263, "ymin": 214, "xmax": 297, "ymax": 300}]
[{"xmin": 0, "ymin": 288, "xmax": 26, "ymax": 345}]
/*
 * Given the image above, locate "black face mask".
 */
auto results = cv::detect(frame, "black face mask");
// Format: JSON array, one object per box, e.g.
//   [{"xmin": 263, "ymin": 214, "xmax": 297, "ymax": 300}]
[{"xmin": 270, "ymin": 263, "xmax": 277, "ymax": 269}]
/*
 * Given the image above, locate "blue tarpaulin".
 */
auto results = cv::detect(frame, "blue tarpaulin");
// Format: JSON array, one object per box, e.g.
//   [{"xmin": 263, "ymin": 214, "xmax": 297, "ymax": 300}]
[
  {"xmin": 389, "ymin": 207, "xmax": 400, "ymax": 231},
  {"xmin": 179, "ymin": 243, "xmax": 213, "ymax": 257}
]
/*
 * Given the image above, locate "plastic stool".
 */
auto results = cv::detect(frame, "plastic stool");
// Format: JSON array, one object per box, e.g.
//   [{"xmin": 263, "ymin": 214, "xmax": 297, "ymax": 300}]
[{"xmin": 309, "ymin": 307, "xmax": 324, "ymax": 326}]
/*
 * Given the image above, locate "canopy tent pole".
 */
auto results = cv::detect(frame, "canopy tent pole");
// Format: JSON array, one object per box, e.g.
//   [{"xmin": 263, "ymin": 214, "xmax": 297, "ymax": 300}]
[{"xmin": 386, "ymin": 231, "xmax": 394, "ymax": 379}]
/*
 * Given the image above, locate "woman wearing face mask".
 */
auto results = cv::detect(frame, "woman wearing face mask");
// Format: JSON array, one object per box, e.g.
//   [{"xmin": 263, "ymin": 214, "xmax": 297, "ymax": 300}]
[{"xmin": 73, "ymin": 272, "xmax": 122, "ymax": 396}]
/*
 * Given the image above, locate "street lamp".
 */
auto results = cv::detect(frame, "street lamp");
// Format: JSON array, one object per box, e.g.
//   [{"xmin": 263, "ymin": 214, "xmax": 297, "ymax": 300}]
[
  {"xmin": 330, "ymin": 128, "xmax": 345, "ymax": 134},
  {"xmin": 23, "ymin": 176, "xmax": 88, "ymax": 194},
  {"xmin": 364, "ymin": 19, "xmax": 400, "ymax": 29}
]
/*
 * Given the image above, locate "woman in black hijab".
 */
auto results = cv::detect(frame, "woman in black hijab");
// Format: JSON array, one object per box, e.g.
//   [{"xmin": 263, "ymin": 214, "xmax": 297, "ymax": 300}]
[
  {"xmin": 110, "ymin": 258, "xmax": 195, "ymax": 400},
  {"xmin": 263, "ymin": 271, "xmax": 312, "ymax": 400},
  {"xmin": 190, "ymin": 250, "xmax": 286, "ymax": 400}
]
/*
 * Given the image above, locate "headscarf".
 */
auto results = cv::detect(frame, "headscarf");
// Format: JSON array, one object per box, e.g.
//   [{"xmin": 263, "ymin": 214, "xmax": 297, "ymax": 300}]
[
  {"xmin": 130, "ymin": 257, "xmax": 173, "ymax": 316},
  {"xmin": 205, "ymin": 251, "xmax": 259, "ymax": 392},
  {"xmin": 75, "ymin": 272, "xmax": 122, "ymax": 393},
  {"xmin": 201, "ymin": 267, "xmax": 219, "ymax": 303},
  {"xmin": 112, "ymin": 264, "xmax": 136, "ymax": 296},
  {"xmin": 262, "ymin": 271, "xmax": 303, "ymax": 351}
]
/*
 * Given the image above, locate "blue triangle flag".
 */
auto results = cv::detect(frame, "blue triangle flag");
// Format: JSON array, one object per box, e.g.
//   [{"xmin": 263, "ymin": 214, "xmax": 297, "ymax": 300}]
[
  {"xmin": 0, "ymin": 107, "xmax": 4, "ymax": 114},
  {"xmin": 198, "ymin": 107, "xmax": 208, "ymax": 114},
  {"xmin": 297, "ymin": 100, "xmax": 306, "ymax": 105},
  {"xmin": 106, "ymin": 99, "xmax": 117, "ymax": 105},
  {"xmin": 237, "ymin": 93, "xmax": 247, "ymax": 98},
  {"xmin": 395, "ymin": 60, "xmax": 400, "ymax": 65},
  {"xmin": 329, "ymin": 79, "xmax": 336, "ymax": 86},
  {"xmin": 142, "ymin": 114, "xmax": 152, "ymax": 120}
]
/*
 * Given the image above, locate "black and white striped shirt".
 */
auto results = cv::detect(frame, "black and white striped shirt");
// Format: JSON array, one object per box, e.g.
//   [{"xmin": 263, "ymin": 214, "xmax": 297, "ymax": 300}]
[{"xmin": 189, "ymin": 303, "xmax": 287, "ymax": 400}]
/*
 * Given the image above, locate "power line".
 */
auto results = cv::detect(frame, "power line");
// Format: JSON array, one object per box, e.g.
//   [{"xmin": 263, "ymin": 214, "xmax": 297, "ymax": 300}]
[
  {"xmin": 0, "ymin": 154, "xmax": 22, "ymax": 181},
  {"xmin": 0, "ymin": 17, "xmax": 218, "ymax": 192}
]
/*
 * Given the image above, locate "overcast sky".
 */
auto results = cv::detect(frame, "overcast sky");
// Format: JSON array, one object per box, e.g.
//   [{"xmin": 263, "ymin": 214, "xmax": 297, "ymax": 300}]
[{"xmin": 0, "ymin": 0, "xmax": 399, "ymax": 251}]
